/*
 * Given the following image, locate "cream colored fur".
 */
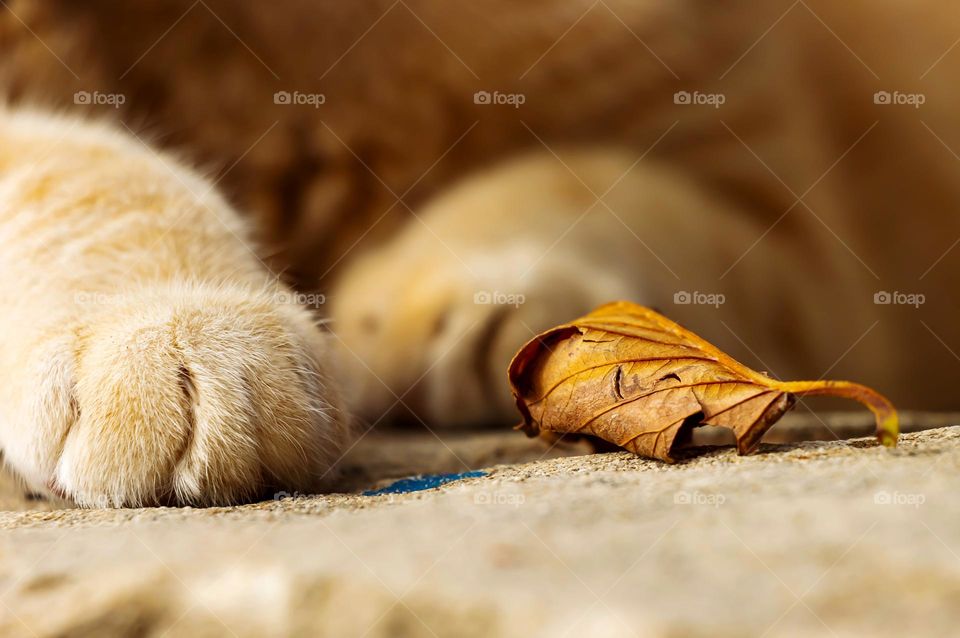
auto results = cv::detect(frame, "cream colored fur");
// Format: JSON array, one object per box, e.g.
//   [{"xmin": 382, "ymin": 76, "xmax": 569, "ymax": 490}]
[{"xmin": 0, "ymin": 110, "xmax": 348, "ymax": 506}]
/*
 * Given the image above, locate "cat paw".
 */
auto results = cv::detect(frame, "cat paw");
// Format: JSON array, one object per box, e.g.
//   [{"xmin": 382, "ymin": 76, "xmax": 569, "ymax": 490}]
[
  {"xmin": 329, "ymin": 195, "xmax": 637, "ymax": 428},
  {"xmin": 0, "ymin": 284, "xmax": 349, "ymax": 507}
]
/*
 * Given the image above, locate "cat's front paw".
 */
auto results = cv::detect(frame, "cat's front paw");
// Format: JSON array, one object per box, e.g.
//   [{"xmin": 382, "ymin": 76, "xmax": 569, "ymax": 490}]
[
  {"xmin": 330, "ymin": 238, "xmax": 634, "ymax": 428},
  {"xmin": 1, "ymin": 285, "xmax": 349, "ymax": 507},
  {"xmin": 329, "ymin": 151, "xmax": 654, "ymax": 428}
]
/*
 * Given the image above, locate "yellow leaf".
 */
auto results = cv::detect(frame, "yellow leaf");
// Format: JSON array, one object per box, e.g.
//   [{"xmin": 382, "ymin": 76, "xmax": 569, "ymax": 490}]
[{"xmin": 508, "ymin": 301, "xmax": 898, "ymax": 462}]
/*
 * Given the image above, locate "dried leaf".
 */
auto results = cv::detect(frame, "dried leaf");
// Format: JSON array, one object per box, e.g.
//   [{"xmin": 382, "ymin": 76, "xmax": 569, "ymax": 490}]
[{"xmin": 508, "ymin": 301, "xmax": 898, "ymax": 462}]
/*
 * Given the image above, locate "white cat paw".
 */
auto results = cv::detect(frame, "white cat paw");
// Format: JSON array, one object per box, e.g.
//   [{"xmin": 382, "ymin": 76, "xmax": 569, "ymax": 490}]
[{"xmin": 1, "ymin": 284, "xmax": 349, "ymax": 507}]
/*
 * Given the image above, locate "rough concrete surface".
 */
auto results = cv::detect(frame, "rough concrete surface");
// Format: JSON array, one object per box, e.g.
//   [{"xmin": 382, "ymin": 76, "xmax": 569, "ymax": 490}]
[{"xmin": 2, "ymin": 413, "xmax": 960, "ymax": 637}]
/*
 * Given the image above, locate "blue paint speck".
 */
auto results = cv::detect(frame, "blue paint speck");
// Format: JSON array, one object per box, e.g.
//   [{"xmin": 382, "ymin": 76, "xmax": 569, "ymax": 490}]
[{"xmin": 363, "ymin": 470, "xmax": 487, "ymax": 496}]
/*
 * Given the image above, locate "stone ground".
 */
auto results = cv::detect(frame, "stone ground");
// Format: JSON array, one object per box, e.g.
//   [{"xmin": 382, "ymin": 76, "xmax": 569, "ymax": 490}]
[{"xmin": 2, "ymin": 412, "xmax": 960, "ymax": 637}]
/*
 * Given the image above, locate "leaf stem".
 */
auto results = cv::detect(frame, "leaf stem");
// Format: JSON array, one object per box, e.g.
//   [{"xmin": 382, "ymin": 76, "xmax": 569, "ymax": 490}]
[{"xmin": 776, "ymin": 380, "xmax": 899, "ymax": 448}]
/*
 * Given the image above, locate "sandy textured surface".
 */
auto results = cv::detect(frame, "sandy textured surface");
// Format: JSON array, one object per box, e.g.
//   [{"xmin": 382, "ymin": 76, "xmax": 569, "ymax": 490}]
[{"xmin": 2, "ymin": 413, "xmax": 959, "ymax": 637}]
